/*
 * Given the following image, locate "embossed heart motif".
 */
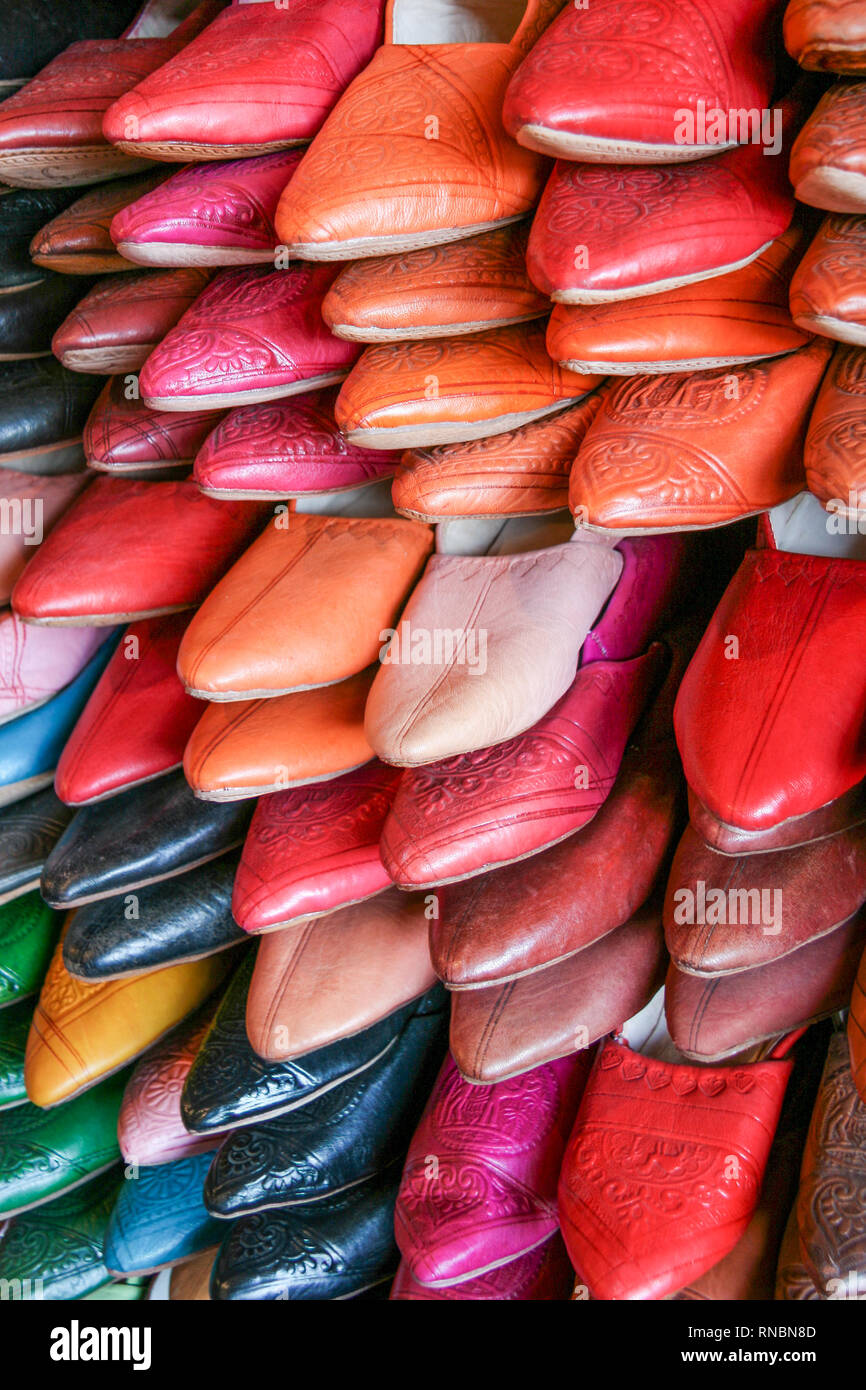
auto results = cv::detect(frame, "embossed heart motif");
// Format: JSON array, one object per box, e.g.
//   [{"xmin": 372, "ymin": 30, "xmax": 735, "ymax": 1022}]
[
  {"xmin": 729, "ymin": 1071, "xmax": 756, "ymax": 1093},
  {"xmin": 622, "ymin": 1058, "xmax": 647, "ymax": 1082},
  {"xmin": 698, "ymin": 1075, "xmax": 726, "ymax": 1097},
  {"xmin": 644, "ymin": 1068, "xmax": 670, "ymax": 1090},
  {"xmin": 671, "ymin": 1073, "xmax": 697, "ymax": 1096},
  {"xmin": 600, "ymin": 1048, "xmax": 623, "ymax": 1071}
]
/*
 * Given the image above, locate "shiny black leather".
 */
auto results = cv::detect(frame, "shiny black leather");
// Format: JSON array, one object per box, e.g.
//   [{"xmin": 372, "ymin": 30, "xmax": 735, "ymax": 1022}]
[
  {"xmin": 204, "ymin": 986, "xmax": 449, "ymax": 1217},
  {"xmin": 210, "ymin": 1166, "xmax": 401, "ymax": 1300},
  {"xmin": 0, "ymin": 0, "xmax": 142, "ymax": 83},
  {"xmin": 181, "ymin": 953, "xmax": 431, "ymax": 1136},
  {"xmin": 0, "ymin": 187, "xmax": 82, "ymax": 290},
  {"xmin": 62, "ymin": 849, "xmax": 246, "ymax": 980},
  {"xmin": 41, "ymin": 770, "xmax": 254, "ymax": 909},
  {"xmin": 0, "ymin": 358, "xmax": 104, "ymax": 459},
  {"xmin": 0, "ymin": 786, "xmax": 73, "ymax": 905},
  {"xmin": 0, "ymin": 274, "xmax": 93, "ymax": 360}
]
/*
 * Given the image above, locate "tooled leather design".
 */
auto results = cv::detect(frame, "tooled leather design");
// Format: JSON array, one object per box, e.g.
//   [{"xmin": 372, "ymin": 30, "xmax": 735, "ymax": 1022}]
[
  {"xmin": 790, "ymin": 215, "xmax": 866, "ymax": 321},
  {"xmin": 196, "ymin": 389, "xmax": 394, "ymax": 475},
  {"xmin": 542, "ymin": 162, "xmax": 765, "ymax": 240},
  {"xmin": 143, "ymin": 264, "xmax": 355, "ymax": 387},
  {"xmin": 0, "ymin": 1098, "xmax": 118, "ymax": 1185},
  {"xmin": 69, "ymin": 266, "xmax": 210, "ymax": 312},
  {"xmin": 114, "ymin": 150, "xmax": 303, "ymax": 248},
  {"xmin": 278, "ymin": 43, "xmax": 546, "ymax": 238},
  {"xmin": 247, "ymin": 764, "xmax": 401, "ymax": 853},
  {"xmin": 0, "ymin": 1180, "xmax": 118, "ymax": 1291},
  {"xmin": 0, "ymin": 794, "xmax": 71, "ymax": 871},
  {"xmin": 508, "ymin": 0, "xmax": 733, "ymax": 110},
  {"xmin": 785, "ymin": 0, "xmax": 866, "ymax": 70},
  {"xmin": 792, "ymin": 81, "xmax": 866, "ymax": 175},
  {"xmin": 559, "ymin": 1040, "xmax": 790, "ymax": 1296},
  {"xmin": 0, "ymin": 894, "xmax": 56, "ymax": 953},
  {"xmin": 83, "ymin": 377, "xmax": 224, "ymax": 464},
  {"xmin": 577, "ymin": 434, "xmax": 751, "ymax": 514},
  {"xmin": 607, "ymin": 366, "xmax": 768, "ymax": 428},
  {"xmin": 797, "ymin": 1032, "xmax": 866, "ymax": 1291},
  {"xmin": 31, "ymin": 169, "xmax": 171, "ymax": 258},
  {"xmin": 121, "ymin": 1012, "xmax": 212, "ymax": 1147},
  {"xmin": 805, "ymin": 346, "xmax": 866, "ymax": 503}
]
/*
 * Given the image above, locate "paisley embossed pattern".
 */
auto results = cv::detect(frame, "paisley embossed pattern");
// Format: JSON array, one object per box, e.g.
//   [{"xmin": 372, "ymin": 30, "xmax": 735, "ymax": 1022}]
[
  {"xmin": 805, "ymin": 343, "xmax": 866, "ymax": 512},
  {"xmin": 570, "ymin": 339, "xmax": 830, "ymax": 530},
  {"xmin": 790, "ymin": 81, "xmax": 866, "ymax": 213},
  {"xmin": 789, "ymin": 213, "xmax": 866, "ymax": 344},
  {"xmin": 194, "ymin": 387, "xmax": 396, "ymax": 497},
  {"xmin": 139, "ymin": 263, "xmax": 359, "ymax": 408},
  {"xmin": 390, "ymin": 1233, "xmax": 574, "ymax": 1300},
  {"xmin": 233, "ymin": 760, "xmax": 401, "ymax": 933},
  {"xmin": 104, "ymin": 1151, "xmax": 224, "ymax": 1275},
  {"xmin": 118, "ymin": 1002, "xmax": 225, "ymax": 1167},
  {"xmin": 558, "ymin": 1038, "xmax": 792, "ymax": 1300},
  {"xmin": 796, "ymin": 1032, "xmax": 866, "ymax": 1294},
  {"xmin": 395, "ymin": 1052, "xmax": 587, "ymax": 1286},
  {"xmin": 0, "ymin": 1168, "xmax": 123, "ymax": 1299}
]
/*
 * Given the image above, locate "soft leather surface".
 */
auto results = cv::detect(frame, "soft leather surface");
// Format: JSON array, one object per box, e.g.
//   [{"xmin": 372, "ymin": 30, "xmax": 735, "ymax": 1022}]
[
  {"xmin": 395, "ymin": 1052, "xmax": 587, "ymax": 1286},
  {"xmin": 233, "ymin": 761, "xmax": 399, "ymax": 933},
  {"xmin": 0, "ymin": 1070, "xmax": 124, "ymax": 1217},
  {"xmin": 12, "ymin": 476, "xmax": 271, "ymax": 624},
  {"xmin": 177, "ymin": 512, "xmax": 433, "ymax": 697},
  {"xmin": 204, "ymin": 987, "xmax": 448, "ymax": 1215},
  {"xmin": 84, "ymin": 374, "xmax": 225, "ymax": 472},
  {"xmin": 558, "ymin": 1038, "xmax": 792, "ymax": 1300},
  {"xmin": 0, "ymin": 891, "xmax": 60, "ymax": 1008},
  {"xmin": 41, "ymin": 768, "xmax": 254, "ymax": 908},
  {"xmin": 335, "ymin": 322, "xmax": 601, "ymax": 442},
  {"xmin": 139, "ymin": 263, "xmax": 360, "ymax": 407},
  {"xmin": 52, "ymin": 267, "xmax": 212, "ymax": 371},
  {"xmin": 390, "ymin": 1233, "xmax": 574, "ymax": 1300},
  {"xmin": 365, "ymin": 534, "xmax": 622, "ymax": 766},
  {"xmin": 211, "ymin": 1166, "xmax": 401, "ymax": 1300},
  {"xmin": 805, "ymin": 342, "xmax": 866, "ymax": 510},
  {"xmin": 0, "ymin": 186, "xmax": 84, "ymax": 288},
  {"xmin": 245, "ymin": 888, "xmax": 437, "ymax": 1061},
  {"xmin": 104, "ymin": 1152, "xmax": 224, "ymax": 1275},
  {"xmin": 0, "ymin": 272, "xmax": 91, "ymax": 357},
  {"xmin": 665, "ymin": 908, "xmax": 866, "ymax": 1060},
  {"xmin": 0, "ymin": 1169, "xmax": 122, "ymax": 1300},
  {"xmin": 0, "ymin": 999, "xmax": 30, "ymax": 1110},
  {"xmin": 0, "ymin": 0, "xmax": 142, "ymax": 84},
  {"xmin": 0, "ymin": 613, "xmax": 108, "ymax": 722},
  {"xmin": 30, "ymin": 168, "xmax": 173, "ymax": 273},
  {"xmin": 0, "ymin": 357, "xmax": 103, "ymax": 457},
  {"xmin": 181, "ymin": 953, "xmax": 430, "ymax": 1134},
  {"xmin": 790, "ymin": 81, "xmax": 866, "ymax": 213},
  {"xmin": 103, "ymin": 0, "xmax": 387, "ymax": 155},
  {"xmin": 63, "ymin": 849, "xmax": 245, "ymax": 979},
  {"xmin": 24, "ymin": 925, "xmax": 237, "ymax": 1107},
  {"xmin": 193, "ymin": 387, "xmax": 396, "ymax": 497},
  {"xmin": 0, "ymin": 470, "xmax": 88, "ymax": 606},
  {"xmin": 322, "ymin": 223, "xmax": 547, "ymax": 340},
  {"xmin": 790, "ymin": 212, "xmax": 866, "ymax": 343},
  {"xmin": 0, "ymin": 788, "xmax": 71, "ymax": 908},
  {"xmin": 785, "ymin": 0, "xmax": 866, "ymax": 71}
]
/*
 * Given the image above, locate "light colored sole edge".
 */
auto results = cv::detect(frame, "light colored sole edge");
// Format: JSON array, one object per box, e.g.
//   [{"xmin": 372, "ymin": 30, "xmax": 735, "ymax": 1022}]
[
  {"xmin": 0, "ymin": 351, "xmax": 51, "ymax": 362},
  {"xmin": 190, "ymin": 757, "xmax": 373, "ymax": 802},
  {"xmin": 105, "ymin": 1245, "xmax": 222, "ymax": 1281},
  {"xmin": 59, "ymin": 346, "xmax": 154, "ymax": 373},
  {"xmin": 184, "ymin": 671, "xmax": 352, "ymax": 701},
  {"xmin": 517, "ymin": 123, "xmax": 736, "ymax": 163},
  {"xmin": 794, "ymin": 167, "xmax": 866, "ymax": 216},
  {"xmin": 345, "ymin": 397, "xmax": 588, "ymax": 450},
  {"xmin": 115, "ymin": 241, "xmax": 276, "ymax": 269},
  {"xmin": 0, "ymin": 690, "xmax": 56, "ymax": 726},
  {"xmin": 395, "ymin": 504, "xmax": 559, "ymax": 523},
  {"xmin": 237, "ymin": 884, "xmax": 389, "ymax": 939},
  {"xmin": 286, "ymin": 216, "xmax": 526, "ymax": 262},
  {"xmin": 87, "ymin": 458, "xmax": 193, "ymax": 475},
  {"xmin": 795, "ymin": 313, "xmax": 866, "ymax": 347},
  {"xmin": 0, "ymin": 1159, "xmax": 119, "ymax": 1221},
  {"xmin": 59, "ymin": 762, "xmax": 182, "ymax": 808},
  {"xmin": 30, "ymin": 253, "xmax": 131, "ymax": 276},
  {"xmin": 573, "ymin": 503, "xmax": 774, "ymax": 537},
  {"xmin": 0, "ymin": 876, "xmax": 42, "ymax": 907},
  {"xmin": 208, "ymin": 1170, "xmax": 376, "ymax": 1220},
  {"xmin": 20, "ymin": 603, "xmax": 191, "ymax": 626},
  {"xmin": 112, "ymin": 138, "xmax": 308, "ymax": 161},
  {"xmin": 0, "ymin": 438, "xmax": 85, "ymax": 474},
  {"xmin": 557, "ymin": 349, "xmax": 793, "ymax": 374},
  {"xmin": 410, "ymin": 1232, "xmax": 554, "ymax": 1288},
  {"xmin": 182, "ymin": 1035, "xmax": 400, "ymax": 1137},
  {"xmin": 670, "ymin": 915, "xmax": 853, "ymax": 980},
  {"xmin": 197, "ymin": 475, "xmax": 394, "ymax": 500},
  {"xmin": 0, "ymin": 772, "xmax": 54, "ymax": 808},
  {"xmin": 143, "ymin": 371, "xmax": 349, "ymax": 412},
  {"xmin": 329, "ymin": 310, "xmax": 546, "ymax": 343},
  {"xmin": 41, "ymin": 841, "xmax": 247, "ymax": 912},
  {"xmin": 0, "ymin": 148, "xmax": 153, "ymax": 189},
  {"xmin": 551, "ymin": 241, "xmax": 773, "ymax": 304}
]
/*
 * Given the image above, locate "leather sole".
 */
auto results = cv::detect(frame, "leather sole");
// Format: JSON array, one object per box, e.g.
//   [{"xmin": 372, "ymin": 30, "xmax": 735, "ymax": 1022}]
[
  {"xmin": 0, "ymin": 1158, "xmax": 119, "ymax": 1221},
  {"xmin": 87, "ymin": 458, "xmax": 194, "ymax": 477},
  {"xmin": 557, "ymin": 349, "xmax": 794, "ymax": 375},
  {"xmin": 208, "ymin": 1170, "xmax": 379, "ymax": 1220},
  {"xmin": 407, "ymin": 1231, "xmax": 555, "ymax": 1289},
  {"xmin": 115, "ymin": 240, "xmax": 276, "ymax": 268},
  {"xmin": 0, "ymin": 437, "xmax": 85, "ymax": 474},
  {"xmin": 0, "ymin": 690, "xmax": 58, "ymax": 727},
  {"xmin": 190, "ymin": 757, "xmax": 373, "ymax": 802},
  {"xmin": 30, "ymin": 251, "xmax": 132, "ymax": 275},
  {"xmin": 57, "ymin": 345, "xmax": 155, "ymax": 373},
  {"xmin": 0, "ymin": 875, "xmax": 41, "ymax": 907},
  {"xmin": 184, "ymin": 671, "xmax": 349, "ymax": 701},
  {"xmin": 329, "ymin": 311, "xmax": 546, "ymax": 343},
  {"xmin": 63, "ymin": 936, "xmax": 243, "ymax": 983},
  {"xmin": 0, "ymin": 147, "xmax": 152, "ymax": 189},
  {"xmin": 516, "ymin": 123, "xmax": 737, "ymax": 163},
  {"xmin": 791, "ymin": 312, "xmax": 866, "ymax": 347},
  {"xmin": 395, "ymin": 504, "xmax": 560, "ymax": 523},
  {"xmin": 344, "ymin": 397, "xmax": 588, "ymax": 450},
  {"xmin": 236, "ymin": 884, "xmax": 390, "ymax": 938},
  {"xmin": 575, "ymin": 503, "xmax": 777, "ymax": 536},
  {"xmin": 0, "ymin": 350, "xmax": 51, "ymax": 362},
  {"xmin": 40, "ymin": 840, "xmax": 248, "ymax": 910},
  {"xmin": 198, "ymin": 475, "xmax": 395, "ymax": 501},
  {"xmin": 142, "ymin": 371, "xmax": 350, "ymax": 412},
  {"xmin": 0, "ymin": 771, "xmax": 55, "ymax": 807},
  {"xmin": 688, "ymin": 780, "xmax": 866, "ymax": 855},
  {"xmin": 105, "ymin": 1244, "xmax": 221, "ymax": 1281},
  {"xmin": 58, "ymin": 762, "xmax": 184, "ymax": 808},
  {"xmin": 286, "ymin": 215, "xmax": 526, "ymax": 262},
  {"xmin": 551, "ymin": 241, "xmax": 773, "ymax": 304},
  {"xmin": 22, "ymin": 603, "xmax": 192, "ymax": 626},
  {"xmin": 112, "ymin": 138, "xmax": 307, "ymax": 161},
  {"xmin": 794, "ymin": 167, "xmax": 866, "ymax": 215}
]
